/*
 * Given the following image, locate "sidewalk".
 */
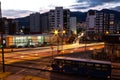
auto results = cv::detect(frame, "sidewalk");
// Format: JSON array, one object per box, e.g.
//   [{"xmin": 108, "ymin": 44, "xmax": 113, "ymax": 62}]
[{"xmin": 0, "ymin": 72, "xmax": 47, "ymax": 80}]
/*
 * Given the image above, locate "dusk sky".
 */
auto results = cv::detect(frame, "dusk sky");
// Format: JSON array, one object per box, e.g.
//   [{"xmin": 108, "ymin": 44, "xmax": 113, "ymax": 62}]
[{"xmin": 0, "ymin": 0, "xmax": 120, "ymax": 18}]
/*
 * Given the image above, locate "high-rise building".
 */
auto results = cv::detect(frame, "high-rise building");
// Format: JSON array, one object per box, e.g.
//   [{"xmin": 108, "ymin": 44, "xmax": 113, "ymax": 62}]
[
  {"xmin": 30, "ymin": 13, "xmax": 41, "ymax": 34},
  {"xmin": 49, "ymin": 7, "xmax": 70, "ymax": 34},
  {"xmin": 86, "ymin": 10, "xmax": 115, "ymax": 35},
  {"xmin": 96, "ymin": 12, "xmax": 115, "ymax": 34},
  {"xmin": 49, "ymin": 10, "xmax": 55, "ymax": 31},
  {"xmin": 0, "ymin": 18, "xmax": 17, "ymax": 35},
  {"xmin": 86, "ymin": 10, "xmax": 96, "ymax": 34},
  {"xmin": 40, "ymin": 12, "xmax": 49, "ymax": 33},
  {"xmin": 63, "ymin": 9, "xmax": 70, "ymax": 34},
  {"xmin": 70, "ymin": 17, "xmax": 77, "ymax": 34}
]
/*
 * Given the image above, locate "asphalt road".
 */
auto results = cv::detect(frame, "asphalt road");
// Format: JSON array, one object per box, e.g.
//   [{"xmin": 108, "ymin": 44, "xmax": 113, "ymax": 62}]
[{"xmin": 0, "ymin": 42, "xmax": 119, "ymax": 80}]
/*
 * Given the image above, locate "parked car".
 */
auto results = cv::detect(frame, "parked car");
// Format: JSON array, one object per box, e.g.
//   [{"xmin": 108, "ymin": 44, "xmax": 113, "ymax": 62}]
[{"xmin": 16, "ymin": 43, "xmax": 25, "ymax": 48}]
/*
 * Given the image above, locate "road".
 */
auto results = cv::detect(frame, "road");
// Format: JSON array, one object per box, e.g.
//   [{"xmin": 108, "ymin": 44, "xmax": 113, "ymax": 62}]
[
  {"xmin": 0, "ymin": 42, "xmax": 104, "ymax": 64},
  {"xmin": 0, "ymin": 42, "xmax": 119, "ymax": 80}
]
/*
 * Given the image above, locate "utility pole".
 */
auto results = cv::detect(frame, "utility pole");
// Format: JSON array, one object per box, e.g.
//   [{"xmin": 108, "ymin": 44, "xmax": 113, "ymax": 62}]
[
  {"xmin": 1, "ymin": 33, "xmax": 5, "ymax": 72},
  {"xmin": 0, "ymin": 2, "xmax": 5, "ymax": 72}
]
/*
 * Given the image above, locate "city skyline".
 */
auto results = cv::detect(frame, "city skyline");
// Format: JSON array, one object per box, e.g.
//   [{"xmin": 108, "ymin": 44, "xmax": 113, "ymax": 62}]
[{"xmin": 0, "ymin": 0, "xmax": 120, "ymax": 18}]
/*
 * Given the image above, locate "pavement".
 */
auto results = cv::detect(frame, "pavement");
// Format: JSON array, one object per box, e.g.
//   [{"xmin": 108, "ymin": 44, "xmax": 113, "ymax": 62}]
[
  {"xmin": 0, "ymin": 71, "xmax": 47, "ymax": 80},
  {"xmin": 0, "ymin": 42, "xmax": 120, "ymax": 80}
]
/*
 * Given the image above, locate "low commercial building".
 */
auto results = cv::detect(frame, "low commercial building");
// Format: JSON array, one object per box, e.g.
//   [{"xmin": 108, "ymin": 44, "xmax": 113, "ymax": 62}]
[
  {"xmin": 103, "ymin": 34, "xmax": 120, "ymax": 61},
  {"xmin": 4, "ymin": 34, "xmax": 53, "ymax": 48}
]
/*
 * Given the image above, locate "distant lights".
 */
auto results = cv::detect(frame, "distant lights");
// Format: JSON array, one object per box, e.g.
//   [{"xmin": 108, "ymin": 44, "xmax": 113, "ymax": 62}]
[
  {"xmin": 70, "ymin": 51, "xmax": 74, "ymax": 53},
  {"xmin": 20, "ymin": 56, "xmax": 24, "ymax": 58},
  {"xmin": 89, "ymin": 48, "xmax": 94, "ymax": 50},
  {"xmin": 34, "ymin": 53, "xmax": 38, "ymax": 56}
]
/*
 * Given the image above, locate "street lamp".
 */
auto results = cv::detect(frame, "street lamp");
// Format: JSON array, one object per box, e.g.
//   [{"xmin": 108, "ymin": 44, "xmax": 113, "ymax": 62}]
[
  {"xmin": 54, "ymin": 30, "xmax": 59, "ymax": 54},
  {"xmin": 50, "ymin": 45, "xmax": 54, "ymax": 59},
  {"xmin": 54, "ymin": 30, "xmax": 58, "ymax": 35},
  {"xmin": 62, "ymin": 30, "xmax": 66, "ymax": 52},
  {"xmin": 1, "ymin": 33, "xmax": 5, "ymax": 72},
  {"xmin": 105, "ymin": 31, "xmax": 109, "ymax": 35},
  {"xmin": 0, "ymin": 3, "xmax": 5, "ymax": 72}
]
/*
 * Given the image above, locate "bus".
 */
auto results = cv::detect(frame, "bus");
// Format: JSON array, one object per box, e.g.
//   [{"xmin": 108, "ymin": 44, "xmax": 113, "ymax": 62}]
[{"xmin": 51, "ymin": 56, "xmax": 111, "ymax": 79}]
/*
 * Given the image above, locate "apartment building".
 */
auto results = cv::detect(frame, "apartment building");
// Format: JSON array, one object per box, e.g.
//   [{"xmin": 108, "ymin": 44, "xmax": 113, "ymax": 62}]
[
  {"xmin": 40, "ymin": 12, "xmax": 49, "ymax": 33},
  {"xmin": 86, "ymin": 10, "xmax": 96, "ymax": 34},
  {"xmin": 30, "ymin": 13, "xmax": 41, "ymax": 34},
  {"xmin": 0, "ymin": 18, "xmax": 17, "ymax": 35},
  {"xmin": 70, "ymin": 17, "xmax": 77, "ymax": 34},
  {"xmin": 96, "ymin": 12, "xmax": 115, "ymax": 34},
  {"xmin": 49, "ymin": 7, "xmax": 70, "ymax": 34},
  {"xmin": 86, "ymin": 10, "xmax": 115, "ymax": 40}
]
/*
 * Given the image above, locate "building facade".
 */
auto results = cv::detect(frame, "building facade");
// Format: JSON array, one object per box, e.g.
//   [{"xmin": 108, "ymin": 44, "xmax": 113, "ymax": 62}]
[
  {"xmin": 49, "ymin": 7, "xmax": 70, "ymax": 34},
  {"xmin": 30, "ymin": 13, "xmax": 41, "ymax": 34},
  {"xmin": 40, "ymin": 12, "xmax": 49, "ymax": 33},
  {"xmin": 5, "ymin": 34, "xmax": 52, "ymax": 48},
  {"xmin": 86, "ymin": 10, "xmax": 96, "ymax": 34},
  {"xmin": 0, "ymin": 18, "xmax": 17, "ymax": 35},
  {"xmin": 96, "ymin": 12, "xmax": 115, "ymax": 34},
  {"xmin": 86, "ymin": 10, "xmax": 115, "ymax": 34},
  {"xmin": 70, "ymin": 17, "xmax": 77, "ymax": 34},
  {"xmin": 86, "ymin": 10, "xmax": 115, "ymax": 40},
  {"xmin": 103, "ymin": 34, "xmax": 120, "ymax": 61}
]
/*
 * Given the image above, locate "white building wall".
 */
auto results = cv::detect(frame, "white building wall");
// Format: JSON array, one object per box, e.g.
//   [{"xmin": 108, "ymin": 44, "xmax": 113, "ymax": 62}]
[
  {"xmin": 55, "ymin": 7, "xmax": 63, "ymax": 30},
  {"xmin": 88, "ymin": 16, "xmax": 95, "ymax": 29},
  {"xmin": 86, "ymin": 11, "xmax": 96, "ymax": 33},
  {"xmin": 70, "ymin": 17, "xmax": 77, "ymax": 34}
]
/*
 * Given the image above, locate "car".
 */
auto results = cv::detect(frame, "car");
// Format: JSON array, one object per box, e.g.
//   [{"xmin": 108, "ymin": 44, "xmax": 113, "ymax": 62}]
[{"xmin": 16, "ymin": 43, "xmax": 25, "ymax": 48}]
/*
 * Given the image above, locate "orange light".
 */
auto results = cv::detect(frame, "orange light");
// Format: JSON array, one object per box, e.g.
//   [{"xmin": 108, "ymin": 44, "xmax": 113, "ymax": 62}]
[
  {"xmin": 105, "ymin": 31, "xmax": 109, "ymax": 34},
  {"xmin": 61, "ymin": 50, "xmax": 64, "ymax": 53},
  {"xmin": 54, "ymin": 30, "xmax": 58, "ymax": 35},
  {"xmin": 62, "ymin": 30, "xmax": 66, "ymax": 34}
]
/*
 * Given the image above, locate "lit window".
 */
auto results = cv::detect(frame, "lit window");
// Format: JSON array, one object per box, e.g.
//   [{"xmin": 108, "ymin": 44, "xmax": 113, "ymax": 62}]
[{"xmin": 109, "ymin": 21, "xmax": 114, "ymax": 25}]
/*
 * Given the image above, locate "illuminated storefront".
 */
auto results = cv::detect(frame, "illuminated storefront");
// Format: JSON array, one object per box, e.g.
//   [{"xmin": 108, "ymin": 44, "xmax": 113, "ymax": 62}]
[{"xmin": 5, "ymin": 34, "xmax": 51, "ymax": 47}]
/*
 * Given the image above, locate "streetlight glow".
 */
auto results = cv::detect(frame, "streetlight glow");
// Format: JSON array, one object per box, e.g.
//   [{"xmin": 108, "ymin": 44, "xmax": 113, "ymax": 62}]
[
  {"xmin": 54, "ymin": 30, "xmax": 58, "ymax": 35},
  {"xmin": 62, "ymin": 30, "xmax": 66, "ymax": 34},
  {"xmin": 105, "ymin": 31, "xmax": 109, "ymax": 35}
]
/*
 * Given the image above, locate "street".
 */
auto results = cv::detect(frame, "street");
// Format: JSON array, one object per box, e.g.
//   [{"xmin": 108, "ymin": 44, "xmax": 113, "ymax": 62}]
[{"xmin": 0, "ymin": 42, "xmax": 119, "ymax": 80}]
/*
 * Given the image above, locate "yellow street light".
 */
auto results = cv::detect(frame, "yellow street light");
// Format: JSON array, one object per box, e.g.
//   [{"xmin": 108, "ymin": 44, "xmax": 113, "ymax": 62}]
[
  {"xmin": 62, "ymin": 30, "xmax": 66, "ymax": 34},
  {"xmin": 117, "ymin": 31, "xmax": 119, "ymax": 34},
  {"xmin": 105, "ymin": 31, "xmax": 109, "ymax": 35},
  {"xmin": 54, "ymin": 30, "xmax": 58, "ymax": 35},
  {"xmin": 54, "ymin": 29, "xmax": 59, "ymax": 54}
]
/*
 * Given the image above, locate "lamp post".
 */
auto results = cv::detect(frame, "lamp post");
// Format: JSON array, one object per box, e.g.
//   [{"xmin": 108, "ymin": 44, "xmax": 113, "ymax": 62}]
[
  {"xmin": 50, "ymin": 45, "xmax": 54, "ymax": 59},
  {"xmin": 1, "ymin": 32, "xmax": 5, "ymax": 72},
  {"xmin": 54, "ymin": 30, "xmax": 59, "ymax": 54},
  {"xmin": 62, "ymin": 30, "xmax": 66, "ymax": 51},
  {"xmin": 0, "ymin": 2, "xmax": 5, "ymax": 72}
]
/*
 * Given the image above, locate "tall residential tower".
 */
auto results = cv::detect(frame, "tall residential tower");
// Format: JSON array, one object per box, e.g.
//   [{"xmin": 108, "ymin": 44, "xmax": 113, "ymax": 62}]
[
  {"xmin": 49, "ymin": 7, "xmax": 70, "ymax": 34},
  {"xmin": 30, "ymin": 13, "xmax": 41, "ymax": 34}
]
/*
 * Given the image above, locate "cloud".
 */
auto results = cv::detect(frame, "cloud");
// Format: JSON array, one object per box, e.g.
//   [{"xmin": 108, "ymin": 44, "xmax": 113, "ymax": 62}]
[
  {"xmin": 76, "ymin": 0, "xmax": 119, "ymax": 7},
  {"xmin": 71, "ymin": 0, "xmax": 120, "ymax": 12},
  {"xmin": 2, "ymin": 9, "xmax": 34, "ymax": 18},
  {"xmin": 111, "ymin": 6, "xmax": 120, "ymax": 12}
]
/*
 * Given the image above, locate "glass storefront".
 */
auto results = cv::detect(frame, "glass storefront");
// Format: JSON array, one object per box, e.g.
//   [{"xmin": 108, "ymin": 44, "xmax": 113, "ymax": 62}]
[
  {"xmin": 12, "ymin": 35, "xmax": 45, "ymax": 47},
  {"xmin": 4, "ymin": 34, "xmax": 52, "ymax": 47},
  {"xmin": 14, "ymin": 36, "xmax": 27, "ymax": 47}
]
